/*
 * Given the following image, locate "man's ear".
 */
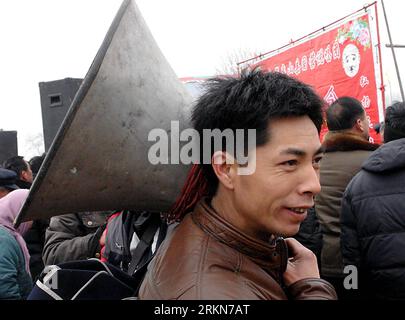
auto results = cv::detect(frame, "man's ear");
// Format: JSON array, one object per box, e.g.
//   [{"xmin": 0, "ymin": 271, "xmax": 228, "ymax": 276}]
[
  {"xmin": 20, "ymin": 170, "xmax": 29, "ymax": 182},
  {"xmin": 211, "ymin": 151, "xmax": 237, "ymax": 191},
  {"xmin": 355, "ymin": 118, "xmax": 364, "ymax": 132}
]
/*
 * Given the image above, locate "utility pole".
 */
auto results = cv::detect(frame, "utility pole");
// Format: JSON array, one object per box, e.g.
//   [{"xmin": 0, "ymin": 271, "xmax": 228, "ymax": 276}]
[
  {"xmin": 381, "ymin": 0, "xmax": 404, "ymax": 102},
  {"xmin": 386, "ymin": 44, "xmax": 405, "ymax": 49}
]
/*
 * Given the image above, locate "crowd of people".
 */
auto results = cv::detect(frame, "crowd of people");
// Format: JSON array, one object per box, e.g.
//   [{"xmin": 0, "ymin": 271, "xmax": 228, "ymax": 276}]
[{"xmin": 1, "ymin": 70, "xmax": 404, "ymax": 300}]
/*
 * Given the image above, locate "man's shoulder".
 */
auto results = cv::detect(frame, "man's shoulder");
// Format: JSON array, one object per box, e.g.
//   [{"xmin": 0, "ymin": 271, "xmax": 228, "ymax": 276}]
[
  {"xmin": 140, "ymin": 214, "xmax": 249, "ymax": 299},
  {"xmin": 346, "ymin": 164, "xmax": 405, "ymax": 201},
  {"xmin": 321, "ymin": 148, "xmax": 373, "ymax": 177},
  {"xmin": 149, "ymin": 214, "xmax": 218, "ymax": 273},
  {"xmin": 323, "ymin": 147, "xmax": 374, "ymax": 161},
  {"xmin": 323, "ymin": 133, "xmax": 379, "ymax": 154},
  {"xmin": 163, "ymin": 214, "xmax": 244, "ymax": 264},
  {"xmin": 140, "ymin": 214, "xmax": 285, "ymax": 300}
]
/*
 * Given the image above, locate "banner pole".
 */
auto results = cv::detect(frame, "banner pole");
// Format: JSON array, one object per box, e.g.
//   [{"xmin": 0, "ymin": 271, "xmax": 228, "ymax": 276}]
[
  {"xmin": 381, "ymin": 0, "xmax": 404, "ymax": 102},
  {"xmin": 374, "ymin": 1, "xmax": 386, "ymax": 113}
]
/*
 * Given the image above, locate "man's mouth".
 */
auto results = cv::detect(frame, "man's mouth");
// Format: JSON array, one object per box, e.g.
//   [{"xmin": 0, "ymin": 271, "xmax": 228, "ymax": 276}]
[{"xmin": 287, "ymin": 207, "xmax": 307, "ymax": 214}]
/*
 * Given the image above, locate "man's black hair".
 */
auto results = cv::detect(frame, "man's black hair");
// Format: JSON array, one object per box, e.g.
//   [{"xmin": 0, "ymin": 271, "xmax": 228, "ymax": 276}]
[
  {"xmin": 326, "ymin": 96, "xmax": 365, "ymax": 131},
  {"xmin": 3, "ymin": 156, "xmax": 28, "ymax": 178},
  {"xmin": 29, "ymin": 153, "xmax": 46, "ymax": 176},
  {"xmin": 384, "ymin": 102, "xmax": 405, "ymax": 143},
  {"xmin": 191, "ymin": 70, "xmax": 324, "ymax": 196}
]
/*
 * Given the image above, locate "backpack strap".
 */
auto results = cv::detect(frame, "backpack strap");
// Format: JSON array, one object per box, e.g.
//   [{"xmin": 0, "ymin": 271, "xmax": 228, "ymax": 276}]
[{"xmin": 127, "ymin": 218, "xmax": 160, "ymax": 276}]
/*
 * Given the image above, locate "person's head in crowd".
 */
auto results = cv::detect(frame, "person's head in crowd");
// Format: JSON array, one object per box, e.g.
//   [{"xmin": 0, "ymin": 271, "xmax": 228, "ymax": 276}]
[
  {"xmin": 383, "ymin": 102, "xmax": 405, "ymax": 143},
  {"xmin": 0, "ymin": 168, "xmax": 19, "ymax": 199},
  {"xmin": 3, "ymin": 156, "xmax": 33, "ymax": 186},
  {"xmin": 326, "ymin": 96, "xmax": 370, "ymax": 140},
  {"xmin": 29, "ymin": 153, "xmax": 46, "ymax": 179},
  {"xmin": 190, "ymin": 70, "xmax": 324, "ymax": 238}
]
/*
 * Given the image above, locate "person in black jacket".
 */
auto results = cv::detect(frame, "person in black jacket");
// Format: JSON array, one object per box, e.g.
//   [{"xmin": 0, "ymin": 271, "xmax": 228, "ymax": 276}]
[
  {"xmin": 341, "ymin": 102, "xmax": 405, "ymax": 299},
  {"xmin": 294, "ymin": 206, "xmax": 322, "ymax": 268}
]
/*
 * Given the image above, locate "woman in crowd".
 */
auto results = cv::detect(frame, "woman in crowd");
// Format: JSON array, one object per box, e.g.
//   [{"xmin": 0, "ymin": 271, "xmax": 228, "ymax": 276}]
[{"xmin": 0, "ymin": 189, "xmax": 32, "ymax": 299}]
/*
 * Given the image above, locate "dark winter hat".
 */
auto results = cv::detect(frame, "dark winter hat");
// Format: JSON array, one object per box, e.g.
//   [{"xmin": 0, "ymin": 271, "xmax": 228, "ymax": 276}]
[{"xmin": 0, "ymin": 168, "xmax": 20, "ymax": 190}]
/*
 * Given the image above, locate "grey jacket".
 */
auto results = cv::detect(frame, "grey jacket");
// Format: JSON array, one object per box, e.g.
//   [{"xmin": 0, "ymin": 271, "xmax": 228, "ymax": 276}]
[
  {"xmin": 42, "ymin": 211, "xmax": 113, "ymax": 266},
  {"xmin": 315, "ymin": 132, "xmax": 379, "ymax": 277}
]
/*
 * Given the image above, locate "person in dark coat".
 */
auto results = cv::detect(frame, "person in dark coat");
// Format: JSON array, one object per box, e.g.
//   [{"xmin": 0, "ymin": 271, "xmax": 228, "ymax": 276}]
[
  {"xmin": 341, "ymin": 102, "xmax": 405, "ymax": 299},
  {"xmin": 315, "ymin": 97, "xmax": 379, "ymax": 298},
  {"xmin": 294, "ymin": 207, "xmax": 323, "ymax": 268}
]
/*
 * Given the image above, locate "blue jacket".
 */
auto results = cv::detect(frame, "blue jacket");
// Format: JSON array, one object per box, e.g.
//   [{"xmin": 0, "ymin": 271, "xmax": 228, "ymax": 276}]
[
  {"xmin": 0, "ymin": 226, "xmax": 32, "ymax": 299},
  {"xmin": 341, "ymin": 138, "xmax": 405, "ymax": 299}
]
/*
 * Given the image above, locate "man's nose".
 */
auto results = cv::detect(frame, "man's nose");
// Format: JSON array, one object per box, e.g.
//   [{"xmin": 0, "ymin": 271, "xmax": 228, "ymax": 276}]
[{"xmin": 298, "ymin": 165, "xmax": 321, "ymax": 196}]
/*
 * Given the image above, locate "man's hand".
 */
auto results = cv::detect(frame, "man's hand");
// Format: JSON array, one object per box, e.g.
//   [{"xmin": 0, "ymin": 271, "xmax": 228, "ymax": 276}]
[{"xmin": 283, "ymin": 238, "xmax": 320, "ymax": 286}]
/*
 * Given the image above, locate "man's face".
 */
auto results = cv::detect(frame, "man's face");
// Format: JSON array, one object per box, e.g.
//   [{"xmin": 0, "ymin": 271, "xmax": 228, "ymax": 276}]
[
  {"xmin": 229, "ymin": 116, "xmax": 322, "ymax": 239},
  {"xmin": 21, "ymin": 161, "xmax": 33, "ymax": 183}
]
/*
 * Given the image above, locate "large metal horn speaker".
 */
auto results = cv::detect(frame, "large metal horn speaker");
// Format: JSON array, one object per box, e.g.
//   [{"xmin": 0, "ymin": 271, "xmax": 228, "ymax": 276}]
[{"xmin": 15, "ymin": 0, "xmax": 193, "ymax": 225}]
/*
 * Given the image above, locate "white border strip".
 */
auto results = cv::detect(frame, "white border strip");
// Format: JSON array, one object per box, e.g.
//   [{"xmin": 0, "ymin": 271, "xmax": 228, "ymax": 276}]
[{"xmin": 368, "ymin": 4, "xmax": 385, "ymax": 122}]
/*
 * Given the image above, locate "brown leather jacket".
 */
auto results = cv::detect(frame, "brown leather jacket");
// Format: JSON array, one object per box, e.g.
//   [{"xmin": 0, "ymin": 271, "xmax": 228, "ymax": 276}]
[{"xmin": 139, "ymin": 199, "xmax": 337, "ymax": 300}]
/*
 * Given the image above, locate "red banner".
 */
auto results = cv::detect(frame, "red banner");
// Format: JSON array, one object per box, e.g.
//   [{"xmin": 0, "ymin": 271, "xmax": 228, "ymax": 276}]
[{"xmin": 246, "ymin": 5, "xmax": 384, "ymax": 143}]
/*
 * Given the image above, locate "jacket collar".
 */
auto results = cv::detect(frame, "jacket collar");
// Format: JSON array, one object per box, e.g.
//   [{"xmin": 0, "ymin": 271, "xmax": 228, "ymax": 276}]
[
  {"xmin": 322, "ymin": 131, "xmax": 380, "ymax": 153},
  {"xmin": 15, "ymin": 179, "xmax": 32, "ymax": 189},
  {"xmin": 191, "ymin": 198, "xmax": 288, "ymax": 282}
]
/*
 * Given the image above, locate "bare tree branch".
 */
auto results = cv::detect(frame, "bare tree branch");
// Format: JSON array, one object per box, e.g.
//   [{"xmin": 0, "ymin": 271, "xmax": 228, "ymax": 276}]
[{"xmin": 215, "ymin": 48, "xmax": 260, "ymax": 76}]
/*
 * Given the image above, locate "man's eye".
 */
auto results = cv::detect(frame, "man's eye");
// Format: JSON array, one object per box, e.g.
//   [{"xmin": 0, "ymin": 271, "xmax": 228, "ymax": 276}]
[
  {"xmin": 282, "ymin": 160, "xmax": 298, "ymax": 166},
  {"xmin": 313, "ymin": 157, "xmax": 323, "ymax": 167}
]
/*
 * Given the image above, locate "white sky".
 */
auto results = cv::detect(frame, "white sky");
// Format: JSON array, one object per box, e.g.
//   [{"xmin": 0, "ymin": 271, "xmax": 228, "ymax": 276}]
[{"xmin": 0, "ymin": 0, "xmax": 403, "ymax": 159}]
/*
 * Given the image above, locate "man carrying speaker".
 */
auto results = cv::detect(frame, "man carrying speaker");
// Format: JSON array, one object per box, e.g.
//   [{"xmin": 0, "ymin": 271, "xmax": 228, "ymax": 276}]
[{"xmin": 138, "ymin": 70, "xmax": 337, "ymax": 300}]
